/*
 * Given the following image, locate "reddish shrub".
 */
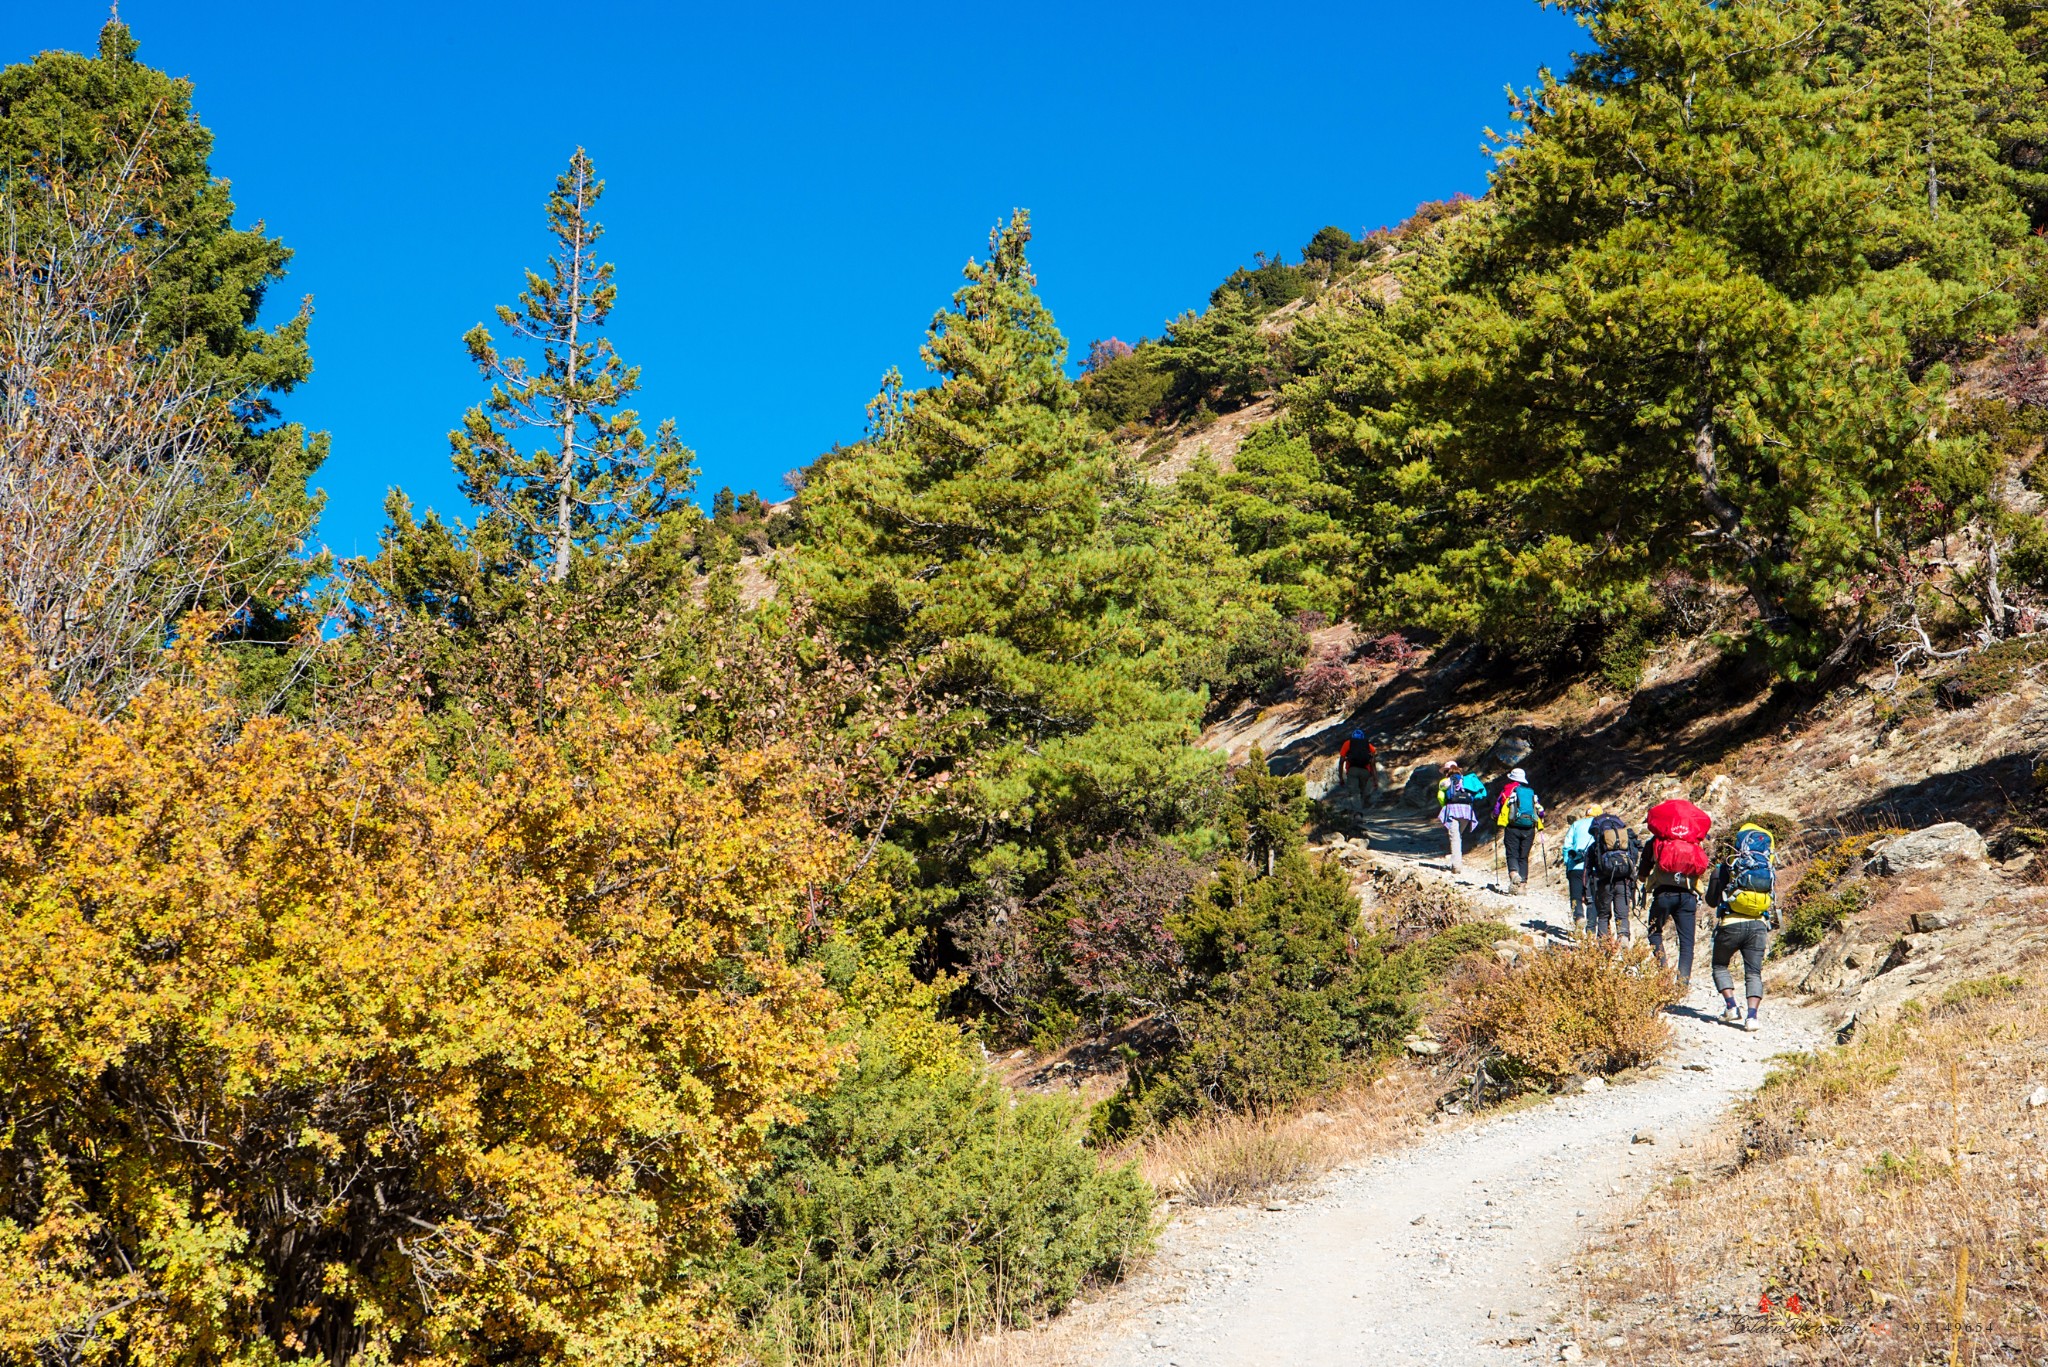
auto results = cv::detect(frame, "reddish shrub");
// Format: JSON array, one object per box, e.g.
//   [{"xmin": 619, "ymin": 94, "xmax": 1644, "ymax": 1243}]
[
  {"xmin": 1291, "ymin": 646, "xmax": 1355, "ymax": 708},
  {"xmin": 1083, "ymin": 337, "xmax": 1135, "ymax": 373},
  {"xmin": 1033, "ymin": 841, "xmax": 1203, "ymax": 1032}
]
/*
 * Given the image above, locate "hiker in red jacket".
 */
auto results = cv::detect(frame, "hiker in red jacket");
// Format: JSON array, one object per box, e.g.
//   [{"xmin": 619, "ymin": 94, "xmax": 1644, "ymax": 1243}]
[{"xmin": 1338, "ymin": 730, "xmax": 1378, "ymax": 804}]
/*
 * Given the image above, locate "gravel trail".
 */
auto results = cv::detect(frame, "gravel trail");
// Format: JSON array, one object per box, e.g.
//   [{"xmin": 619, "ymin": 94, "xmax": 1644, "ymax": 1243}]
[{"xmin": 1057, "ymin": 825, "xmax": 1827, "ymax": 1367}]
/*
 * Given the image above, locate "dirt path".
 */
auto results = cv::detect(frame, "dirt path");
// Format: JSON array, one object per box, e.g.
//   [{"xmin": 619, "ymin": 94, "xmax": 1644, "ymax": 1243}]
[{"xmin": 1025, "ymin": 813, "xmax": 1828, "ymax": 1367}]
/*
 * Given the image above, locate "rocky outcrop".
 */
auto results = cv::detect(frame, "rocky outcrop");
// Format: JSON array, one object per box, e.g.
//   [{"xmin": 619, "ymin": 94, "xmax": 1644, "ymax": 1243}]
[
  {"xmin": 1400, "ymin": 764, "xmax": 1444, "ymax": 810},
  {"xmin": 1868, "ymin": 822, "xmax": 1987, "ymax": 876}
]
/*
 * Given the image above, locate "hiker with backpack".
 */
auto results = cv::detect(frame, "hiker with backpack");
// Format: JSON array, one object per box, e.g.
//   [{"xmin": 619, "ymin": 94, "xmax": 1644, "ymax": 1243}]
[
  {"xmin": 1338, "ymin": 729, "xmax": 1379, "ymax": 804},
  {"xmin": 1640, "ymin": 798, "xmax": 1713, "ymax": 989},
  {"xmin": 1492, "ymin": 768, "xmax": 1544, "ymax": 896},
  {"xmin": 1704, "ymin": 823, "xmax": 1780, "ymax": 1032},
  {"xmin": 1436, "ymin": 761, "xmax": 1485, "ymax": 874},
  {"xmin": 1637, "ymin": 816, "xmax": 1705, "ymax": 989},
  {"xmin": 1561, "ymin": 807, "xmax": 1600, "ymax": 932},
  {"xmin": 1584, "ymin": 808, "xmax": 1639, "ymax": 939}
]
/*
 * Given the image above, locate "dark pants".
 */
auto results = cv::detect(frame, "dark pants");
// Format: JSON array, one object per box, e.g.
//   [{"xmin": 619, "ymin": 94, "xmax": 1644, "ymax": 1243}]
[
  {"xmin": 1502, "ymin": 825, "xmax": 1536, "ymax": 882},
  {"xmin": 1713, "ymin": 917, "xmax": 1769, "ymax": 1002},
  {"xmin": 1590, "ymin": 877, "xmax": 1633, "ymax": 940},
  {"xmin": 1647, "ymin": 888, "xmax": 1698, "ymax": 985},
  {"xmin": 1566, "ymin": 867, "xmax": 1589, "ymax": 926}
]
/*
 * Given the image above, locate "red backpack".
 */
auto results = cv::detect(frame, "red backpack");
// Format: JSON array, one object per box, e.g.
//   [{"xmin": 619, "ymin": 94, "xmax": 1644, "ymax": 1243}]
[
  {"xmin": 1646, "ymin": 799, "xmax": 1711, "ymax": 878},
  {"xmin": 1651, "ymin": 835, "xmax": 1710, "ymax": 878}
]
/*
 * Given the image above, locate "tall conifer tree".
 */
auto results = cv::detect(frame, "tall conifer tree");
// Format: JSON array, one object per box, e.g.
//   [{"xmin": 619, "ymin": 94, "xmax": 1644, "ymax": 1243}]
[
  {"xmin": 799, "ymin": 213, "xmax": 1273, "ymax": 925},
  {"xmin": 451, "ymin": 150, "xmax": 691, "ymax": 582},
  {"xmin": 1303, "ymin": 0, "xmax": 2028, "ymax": 670},
  {"xmin": 0, "ymin": 21, "xmax": 327, "ymax": 669}
]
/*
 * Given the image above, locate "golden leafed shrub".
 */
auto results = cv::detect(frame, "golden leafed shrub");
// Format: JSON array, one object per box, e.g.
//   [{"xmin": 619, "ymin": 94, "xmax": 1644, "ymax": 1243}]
[
  {"xmin": 0, "ymin": 630, "xmax": 846, "ymax": 1365},
  {"xmin": 1440, "ymin": 939, "xmax": 1681, "ymax": 1087}
]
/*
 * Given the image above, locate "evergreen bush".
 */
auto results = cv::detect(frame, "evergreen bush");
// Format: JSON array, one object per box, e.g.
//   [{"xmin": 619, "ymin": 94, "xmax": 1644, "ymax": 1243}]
[{"xmin": 728, "ymin": 1035, "xmax": 1153, "ymax": 1363}]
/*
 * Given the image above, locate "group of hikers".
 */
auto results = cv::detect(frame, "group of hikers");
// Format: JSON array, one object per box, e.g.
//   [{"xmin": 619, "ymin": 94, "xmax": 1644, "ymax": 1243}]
[{"xmin": 1431, "ymin": 759, "xmax": 1779, "ymax": 1033}]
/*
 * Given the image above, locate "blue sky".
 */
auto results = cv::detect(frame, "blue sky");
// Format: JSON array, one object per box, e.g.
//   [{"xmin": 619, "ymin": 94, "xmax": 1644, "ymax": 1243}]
[{"xmin": 9, "ymin": 1, "xmax": 1578, "ymax": 559}]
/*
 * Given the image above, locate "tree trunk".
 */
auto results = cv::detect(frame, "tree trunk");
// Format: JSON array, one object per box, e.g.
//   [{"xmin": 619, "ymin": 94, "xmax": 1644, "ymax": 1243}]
[
  {"xmin": 1983, "ymin": 535, "xmax": 2015, "ymax": 641},
  {"xmin": 1693, "ymin": 414, "xmax": 1780, "ymax": 624},
  {"xmin": 1692, "ymin": 416, "xmax": 1744, "ymax": 537},
  {"xmin": 552, "ymin": 165, "xmax": 587, "ymax": 586},
  {"xmin": 1925, "ymin": 0, "xmax": 1939, "ymax": 216}
]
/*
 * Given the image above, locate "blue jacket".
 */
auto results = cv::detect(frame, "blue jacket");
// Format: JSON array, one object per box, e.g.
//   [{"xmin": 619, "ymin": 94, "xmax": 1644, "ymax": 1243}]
[{"xmin": 1562, "ymin": 817, "xmax": 1595, "ymax": 871}]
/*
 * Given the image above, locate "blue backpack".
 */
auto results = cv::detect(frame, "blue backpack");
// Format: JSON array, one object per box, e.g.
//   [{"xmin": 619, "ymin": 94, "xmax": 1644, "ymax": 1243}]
[
  {"xmin": 1459, "ymin": 773, "xmax": 1487, "ymax": 802},
  {"xmin": 1730, "ymin": 824, "xmax": 1776, "ymax": 896},
  {"xmin": 1505, "ymin": 784, "xmax": 1539, "ymax": 829}
]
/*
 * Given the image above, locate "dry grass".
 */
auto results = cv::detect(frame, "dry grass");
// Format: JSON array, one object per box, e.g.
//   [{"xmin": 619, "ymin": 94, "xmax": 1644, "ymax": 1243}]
[
  {"xmin": 1129, "ymin": 1063, "xmax": 1440, "ymax": 1206},
  {"xmin": 1137, "ymin": 1112, "xmax": 1331, "ymax": 1206},
  {"xmin": 1870, "ymin": 877, "xmax": 1951, "ymax": 929},
  {"xmin": 1585, "ymin": 975, "xmax": 2048, "ymax": 1364},
  {"xmin": 1364, "ymin": 866, "xmax": 1480, "ymax": 939}
]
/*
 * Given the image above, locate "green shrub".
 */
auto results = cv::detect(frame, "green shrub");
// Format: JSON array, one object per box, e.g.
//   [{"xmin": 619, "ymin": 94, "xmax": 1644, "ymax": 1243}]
[
  {"xmin": 1935, "ymin": 974, "xmax": 2027, "ymax": 1015},
  {"xmin": 1781, "ymin": 880, "xmax": 1869, "ymax": 949},
  {"xmin": 1399, "ymin": 920, "xmax": 1515, "ymax": 980},
  {"xmin": 728, "ymin": 1033, "xmax": 1154, "ymax": 1363},
  {"xmin": 1101, "ymin": 852, "xmax": 1418, "ymax": 1135},
  {"xmin": 1774, "ymin": 828, "xmax": 1898, "ymax": 951},
  {"xmin": 1933, "ymin": 634, "xmax": 2048, "ymax": 710},
  {"xmin": 1789, "ymin": 831, "xmax": 1891, "ymax": 902},
  {"xmin": 1079, "ymin": 345, "xmax": 1174, "ymax": 428},
  {"xmin": 1595, "ymin": 609, "xmax": 1661, "ymax": 692},
  {"xmin": 1207, "ymin": 606, "xmax": 1310, "ymax": 708}
]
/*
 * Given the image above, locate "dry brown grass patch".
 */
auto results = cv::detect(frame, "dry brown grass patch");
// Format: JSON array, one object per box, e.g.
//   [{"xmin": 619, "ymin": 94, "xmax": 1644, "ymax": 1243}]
[
  {"xmin": 1130, "ymin": 1063, "xmax": 1439, "ymax": 1207},
  {"xmin": 1870, "ymin": 876, "xmax": 1952, "ymax": 927},
  {"xmin": 1587, "ymin": 976, "xmax": 2048, "ymax": 1364}
]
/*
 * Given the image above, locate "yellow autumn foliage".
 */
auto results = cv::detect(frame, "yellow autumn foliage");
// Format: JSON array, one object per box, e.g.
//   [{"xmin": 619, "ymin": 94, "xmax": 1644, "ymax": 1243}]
[{"xmin": 0, "ymin": 627, "xmax": 847, "ymax": 1365}]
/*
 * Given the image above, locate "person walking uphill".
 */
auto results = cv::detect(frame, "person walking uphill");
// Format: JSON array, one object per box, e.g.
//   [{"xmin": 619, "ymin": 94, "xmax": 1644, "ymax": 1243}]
[
  {"xmin": 1705, "ymin": 823, "xmax": 1780, "ymax": 1032},
  {"xmin": 1584, "ymin": 808, "xmax": 1638, "ymax": 940},
  {"xmin": 1437, "ymin": 761, "xmax": 1485, "ymax": 874},
  {"xmin": 1493, "ymin": 768, "xmax": 1544, "ymax": 895},
  {"xmin": 1640, "ymin": 824, "xmax": 1704, "ymax": 986},
  {"xmin": 1561, "ymin": 807, "xmax": 1600, "ymax": 932},
  {"xmin": 1643, "ymin": 796, "xmax": 1713, "ymax": 988},
  {"xmin": 1339, "ymin": 730, "xmax": 1379, "ymax": 804}
]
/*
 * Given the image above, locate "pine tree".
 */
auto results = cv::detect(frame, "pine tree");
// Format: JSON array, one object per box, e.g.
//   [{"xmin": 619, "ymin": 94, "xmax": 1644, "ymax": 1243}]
[
  {"xmin": 451, "ymin": 150, "xmax": 692, "ymax": 583},
  {"xmin": 797, "ymin": 212, "xmax": 1277, "ymax": 929},
  {"xmin": 0, "ymin": 22, "xmax": 313, "ymax": 429},
  {"xmin": 1315, "ymin": 0, "xmax": 2027, "ymax": 670},
  {"xmin": 1847, "ymin": 0, "xmax": 2048, "ymax": 225},
  {"xmin": 0, "ymin": 21, "xmax": 327, "ymax": 677}
]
